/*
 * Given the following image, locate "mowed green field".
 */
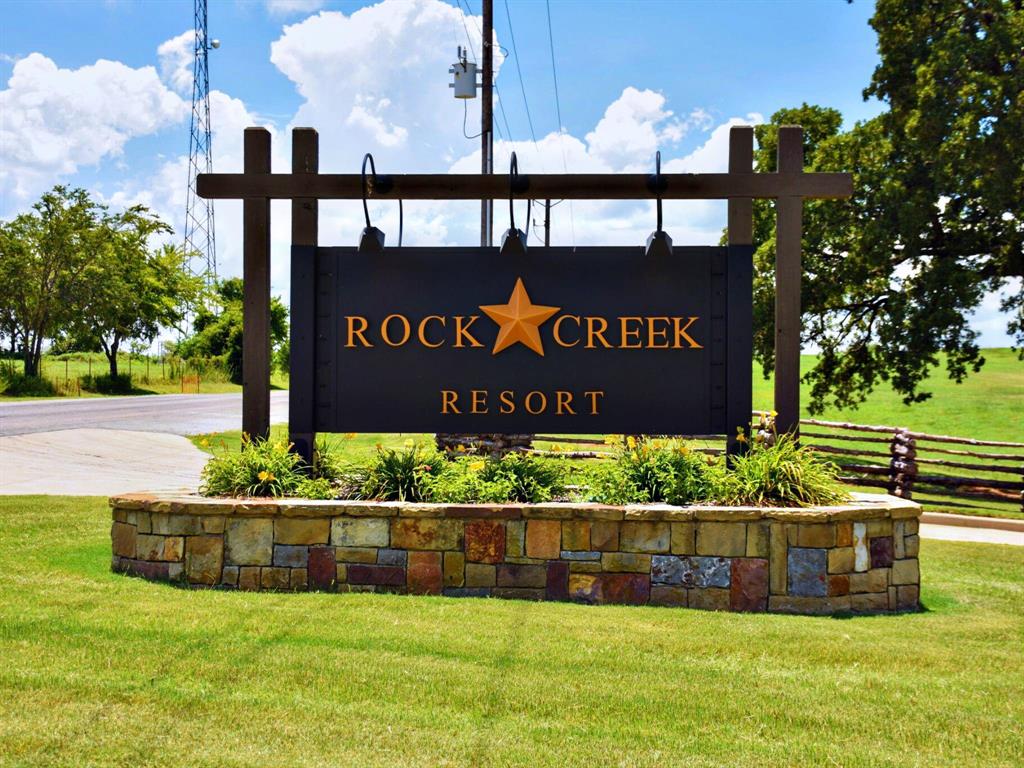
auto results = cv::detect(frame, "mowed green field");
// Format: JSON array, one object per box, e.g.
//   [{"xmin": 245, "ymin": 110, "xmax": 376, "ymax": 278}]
[{"xmin": 0, "ymin": 496, "xmax": 1021, "ymax": 767}]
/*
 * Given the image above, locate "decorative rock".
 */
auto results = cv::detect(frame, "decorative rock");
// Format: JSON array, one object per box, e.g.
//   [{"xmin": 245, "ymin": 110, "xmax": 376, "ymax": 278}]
[
  {"xmin": 151, "ymin": 513, "xmax": 202, "ymax": 536},
  {"xmin": 111, "ymin": 522, "xmax": 136, "ymax": 558},
  {"xmin": 377, "ymin": 548, "xmax": 407, "ymax": 567},
  {"xmin": 600, "ymin": 573, "xmax": 650, "ymax": 605},
  {"xmin": 651, "ymin": 555, "xmax": 685, "ymax": 585},
  {"xmin": 545, "ymin": 561, "xmax": 569, "ymax": 601},
  {"xmin": 870, "ymin": 536, "xmax": 895, "ymax": 568},
  {"xmin": 505, "ymin": 520, "xmax": 526, "ymax": 557},
  {"xmin": 391, "ymin": 518, "xmax": 461, "ymax": 550},
  {"xmin": 904, "ymin": 519, "xmax": 919, "ymax": 535},
  {"xmin": 496, "ymin": 563, "xmax": 546, "ymax": 588},
  {"xmin": 769, "ymin": 595, "xmax": 852, "ymax": 615},
  {"xmin": 307, "ymin": 546, "xmax": 337, "ymax": 590},
  {"xmin": 225, "ymin": 519, "xmax": 273, "ymax": 566},
  {"xmin": 850, "ymin": 592, "xmax": 888, "ymax": 613},
  {"xmin": 465, "ymin": 520, "xmax": 506, "ymax": 563},
  {"xmin": 261, "ymin": 567, "xmax": 291, "ymax": 590},
  {"xmin": 569, "ymin": 561, "xmax": 602, "ymax": 573},
  {"xmin": 221, "ymin": 565, "xmax": 239, "ymax": 586},
  {"xmin": 849, "ymin": 568, "xmax": 889, "ymax": 594},
  {"xmin": 689, "ymin": 587, "xmax": 731, "ymax": 611},
  {"xmin": 335, "ymin": 564, "xmax": 347, "ymax": 584},
  {"xmin": 828, "ymin": 574, "xmax": 850, "ymax": 596},
  {"xmin": 168, "ymin": 562, "xmax": 185, "ymax": 582},
  {"xmin": 238, "ymin": 566, "xmax": 260, "ymax": 590},
  {"xmin": 136, "ymin": 534, "xmax": 184, "ymax": 562},
  {"xmin": 746, "ymin": 523, "xmax": 769, "ymax": 558},
  {"xmin": 670, "ymin": 522, "xmax": 695, "ymax": 555},
  {"xmin": 332, "ymin": 518, "xmax": 389, "ymax": 548},
  {"xmin": 696, "ymin": 522, "xmax": 746, "ymax": 556},
  {"xmin": 443, "ymin": 552, "xmax": 465, "ymax": 587},
  {"xmin": 202, "ymin": 516, "xmax": 226, "ymax": 534},
  {"xmin": 787, "ymin": 547, "xmax": 827, "ymax": 597},
  {"xmin": 865, "ymin": 519, "xmax": 892, "ymax": 537},
  {"xmin": 620, "ymin": 522, "xmax": 670, "ymax": 553},
  {"xmin": 273, "ymin": 545, "xmax": 309, "ymax": 568},
  {"xmin": 590, "ymin": 520, "xmax": 619, "ymax": 551},
  {"xmin": 893, "ymin": 522, "xmax": 906, "ymax": 559},
  {"xmin": 828, "ymin": 547, "xmax": 855, "ymax": 574},
  {"xmin": 465, "ymin": 563, "xmax": 496, "ymax": 587},
  {"xmin": 561, "ymin": 520, "xmax": 591, "ymax": 551},
  {"xmin": 407, "ymin": 551, "xmax": 443, "ymax": 595},
  {"xmin": 649, "ymin": 585, "xmax": 688, "ymax": 607},
  {"xmin": 525, "ymin": 520, "xmax": 560, "ymax": 559},
  {"xmin": 797, "ymin": 524, "xmax": 835, "ymax": 548},
  {"xmin": 275, "ymin": 518, "xmax": 330, "ymax": 545},
  {"xmin": 347, "ymin": 564, "xmax": 406, "ymax": 586},
  {"xmin": 682, "ymin": 556, "xmax": 731, "ymax": 588},
  {"xmin": 770, "ymin": 523, "xmax": 787, "ymax": 594},
  {"xmin": 560, "ymin": 550, "xmax": 601, "ymax": 561},
  {"xmin": 904, "ymin": 535, "xmax": 920, "ymax": 557},
  {"xmin": 124, "ymin": 559, "xmax": 170, "ymax": 580},
  {"xmin": 290, "ymin": 568, "xmax": 308, "ymax": 591},
  {"xmin": 601, "ymin": 552, "xmax": 652, "ymax": 573},
  {"xmin": 896, "ymin": 584, "xmax": 919, "ymax": 610},
  {"xmin": 835, "ymin": 521, "xmax": 853, "ymax": 547},
  {"xmin": 568, "ymin": 573, "xmax": 600, "ymax": 603},
  {"xmin": 334, "ymin": 547, "xmax": 379, "ymax": 563},
  {"xmin": 891, "ymin": 558, "xmax": 919, "ymax": 585},
  {"xmin": 853, "ymin": 522, "xmax": 869, "ymax": 572},
  {"xmin": 186, "ymin": 536, "xmax": 223, "ymax": 586},
  {"xmin": 730, "ymin": 558, "xmax": 768, "ymax": 611}
]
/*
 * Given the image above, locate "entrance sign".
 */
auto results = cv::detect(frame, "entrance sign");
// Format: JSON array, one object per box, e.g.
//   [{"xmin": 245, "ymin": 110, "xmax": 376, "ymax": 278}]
[
  {"xmin": 292, "ymin": 245, "xmax": 752, "ymax": 435},
  {"xmin": 197, "ymin": 125, "xmax": 853, "ymax": 463}
]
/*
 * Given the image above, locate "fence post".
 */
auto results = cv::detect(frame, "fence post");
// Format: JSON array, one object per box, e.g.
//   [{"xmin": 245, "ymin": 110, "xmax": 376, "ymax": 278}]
[{"xmin": 889, "ymin": 429, "xmax": 917, "ymax": 499}]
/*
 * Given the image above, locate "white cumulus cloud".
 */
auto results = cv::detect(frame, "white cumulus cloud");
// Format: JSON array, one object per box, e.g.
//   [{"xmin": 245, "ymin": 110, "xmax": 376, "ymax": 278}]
[{"xmin": 0, "ymin": 52, "xmax": 187, "ymax": 206}]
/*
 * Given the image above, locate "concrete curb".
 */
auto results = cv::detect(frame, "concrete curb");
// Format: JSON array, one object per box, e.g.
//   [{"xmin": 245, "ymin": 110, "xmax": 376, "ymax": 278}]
[{"xmin": 920, "ymin": 511, "xmax": 1024, "ymax": 534}]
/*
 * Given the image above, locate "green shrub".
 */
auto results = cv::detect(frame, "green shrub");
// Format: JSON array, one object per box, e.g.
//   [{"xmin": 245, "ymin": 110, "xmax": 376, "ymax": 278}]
[
  {"xmin": 715, "ymin": 434, "xmax": 850, "ymax": 507},
  {"xmin": 583, "ymin": 438, "xmax": 718, "ymax": 505},
  {"xmin": 80, "ymin": 373, "xmax": 133, "ymax": 394},
  {"xmin": 0, "ymin": 371, "xmax": 56, "ymax": 397},
  {"xmin": 200, "ymin": 437, "xmax": 307, "ymax": 497},
  {"xmin": 420, "ymin": 452, "xmax": 564, "ymax": 504},
  {"xmin": 361, "ymin": 442, "xmax": 445, "ymax": 502}
]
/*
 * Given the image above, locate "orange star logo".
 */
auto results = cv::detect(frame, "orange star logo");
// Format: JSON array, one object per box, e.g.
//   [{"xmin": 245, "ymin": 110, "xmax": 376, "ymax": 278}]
[{"xmin": 479, "ymin": 278, "xmax": 560, "ymax": 356}]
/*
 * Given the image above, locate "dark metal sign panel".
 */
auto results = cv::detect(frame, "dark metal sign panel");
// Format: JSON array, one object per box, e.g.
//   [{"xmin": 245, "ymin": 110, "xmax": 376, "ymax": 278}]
[{"xmin": 290, "ymin": 246, "xmax": 752, "ymax": 436}]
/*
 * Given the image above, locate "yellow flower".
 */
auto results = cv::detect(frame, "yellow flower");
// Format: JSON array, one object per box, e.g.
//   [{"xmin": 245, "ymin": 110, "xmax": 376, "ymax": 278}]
[
  {"xmin": 469, "ymin": 460, "xmax": 485, "ymax": 471},
  {"xmin": 626, "ymin": 436, "xmax": 637, "ymax": 449},
  {"xmin": 736, "ymin": 433, "xmax": 748, "ymax": 444},
  {"xmin": 345, "ymin": 432, "xmax": 358, "ymax": 439},
  {"xmin": 257, "ymin": 470, "xmax": 275, "ymax": 482},
  {"xmin": 200, "ymin": 438, "xmax": 210, "ymax": 447},
  {"xmin": 456, "ymin": 444, "xmax": 467, "ymax": 453},
  {"xmin": 551, "ymin": 444, "xmax": 562, "ymax": 452},
  {"xmin": 603, "ymin": 435, "xmax": 619, "ymax": 446},
  {"xmin": 771, "ymin": 410, "xmax": 778, "ymax": 418},
  {"xmin": 677, "ymin": 445, "xmax": 690, "ymax": 456},
  {"xmin": 375, "ymin": 442, "xmax": 383, "ymax": 451}
]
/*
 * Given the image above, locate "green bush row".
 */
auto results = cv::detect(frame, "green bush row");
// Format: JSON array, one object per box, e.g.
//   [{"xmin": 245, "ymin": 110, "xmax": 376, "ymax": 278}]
[{"xmin": 200, "ymin": 435, "xmax": 850, "ymax": 508}]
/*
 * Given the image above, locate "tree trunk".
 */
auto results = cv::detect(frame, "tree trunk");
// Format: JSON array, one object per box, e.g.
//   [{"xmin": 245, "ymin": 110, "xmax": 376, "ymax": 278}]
[{"xmin": 23, "ymin": 330, "xmax": 41, "ymax": 377}]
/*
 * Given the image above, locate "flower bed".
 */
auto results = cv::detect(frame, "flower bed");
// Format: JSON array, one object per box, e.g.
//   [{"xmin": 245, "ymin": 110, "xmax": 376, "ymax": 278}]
[{"xmin": 109, "ymin": 492, "xmax": 921, "ymax": 615}]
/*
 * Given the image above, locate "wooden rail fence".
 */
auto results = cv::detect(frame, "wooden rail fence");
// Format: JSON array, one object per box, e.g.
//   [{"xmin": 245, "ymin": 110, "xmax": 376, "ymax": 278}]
[{"xmin": 529, "ymin": 419, "xmax": 1024, "ymax": 513}]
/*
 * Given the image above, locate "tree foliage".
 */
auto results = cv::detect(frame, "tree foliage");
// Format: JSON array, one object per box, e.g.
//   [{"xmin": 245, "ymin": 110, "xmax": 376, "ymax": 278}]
[
  {"xmin": 0, "ymin": 187, "xmax": 105, "ymax": 377},
  {"xmin": 175, "ymin": 278, "xmax": 288, "ymax": 384},
  {"xmin": 749, "ymin": 1, "xmax": 1022, "ymax": 412}
]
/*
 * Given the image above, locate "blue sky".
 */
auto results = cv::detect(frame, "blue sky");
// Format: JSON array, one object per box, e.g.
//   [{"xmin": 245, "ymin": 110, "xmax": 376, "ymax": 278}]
[{"xmin": 0, "ymin": 0, "xmax": 1015, "ymax": 345}]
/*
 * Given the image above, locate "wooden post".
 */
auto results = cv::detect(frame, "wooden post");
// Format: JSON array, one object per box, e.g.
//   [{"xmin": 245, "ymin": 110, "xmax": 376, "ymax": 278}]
[
  {"xmin": 243, "ymin": 128, "xmax": 272, "ymax": 440},
  {"xmin": 775, "ymin": 126, "xmax": 804, "ymax": 438},
  {"xmin": 889, "ymin": 429, "xmax": 917, "ymax": 499},
  {"xmin": 289, "ymin": 128, "xmax": 318, "ymax": 467},
  {"xmin": 726, "ymin": 126, "xmax": 754, "ymax": 457}
]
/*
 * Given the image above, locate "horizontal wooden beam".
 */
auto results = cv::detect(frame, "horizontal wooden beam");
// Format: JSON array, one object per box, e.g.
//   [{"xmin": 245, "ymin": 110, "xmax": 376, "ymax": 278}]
[{"xmin": 196, "ymin": 171, "xmax": 853, "ymax": 201}]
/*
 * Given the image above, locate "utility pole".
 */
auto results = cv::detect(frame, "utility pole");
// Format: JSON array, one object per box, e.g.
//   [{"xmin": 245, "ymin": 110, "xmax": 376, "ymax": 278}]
[
  {"xmin": 544, "ymin": 199, "xmax": 551, "ymax": 246},
  {"xmin": 481, "ymin": 0, "xmax": 493, "ymax": 247}
]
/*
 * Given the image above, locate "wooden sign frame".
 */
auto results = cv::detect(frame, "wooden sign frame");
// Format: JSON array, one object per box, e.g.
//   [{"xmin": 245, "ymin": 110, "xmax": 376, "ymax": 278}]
[{"xmin": 197, "ymin": 125, "xmax": 852, "ymax": 462}]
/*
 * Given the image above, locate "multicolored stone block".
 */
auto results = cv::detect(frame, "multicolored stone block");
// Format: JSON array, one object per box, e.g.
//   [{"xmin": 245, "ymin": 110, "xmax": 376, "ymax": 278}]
[{"xmin": 109, "ymin": 492, "xmax": 921, "ymax": 615}]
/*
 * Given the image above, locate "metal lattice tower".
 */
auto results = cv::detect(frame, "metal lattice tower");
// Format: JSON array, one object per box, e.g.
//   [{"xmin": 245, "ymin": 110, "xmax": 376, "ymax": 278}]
[{"xmin": 184, "ymin": 0, "xmax": 216, "ymax": 284}]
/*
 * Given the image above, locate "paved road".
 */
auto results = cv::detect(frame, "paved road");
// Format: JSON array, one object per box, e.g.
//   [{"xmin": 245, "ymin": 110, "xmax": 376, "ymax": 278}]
[{"xmin": 0, "ymin": 391, "xmax": 289, "ymax": 436}]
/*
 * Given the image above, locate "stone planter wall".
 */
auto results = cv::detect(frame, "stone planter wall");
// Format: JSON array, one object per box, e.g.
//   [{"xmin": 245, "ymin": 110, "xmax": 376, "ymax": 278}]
[{"xmin": 109, "ymin": 492, "xmax": 921, "ymax": 615}]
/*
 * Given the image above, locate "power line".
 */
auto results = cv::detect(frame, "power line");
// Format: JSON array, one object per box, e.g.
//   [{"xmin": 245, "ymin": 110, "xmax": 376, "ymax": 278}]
[
  {"xmin": 502, "ymin": 0, "xmax": 538, "ymax": 148},
  {"xmin": 544, "ymin": 0, "xmax": 575, "ymax": 246}
]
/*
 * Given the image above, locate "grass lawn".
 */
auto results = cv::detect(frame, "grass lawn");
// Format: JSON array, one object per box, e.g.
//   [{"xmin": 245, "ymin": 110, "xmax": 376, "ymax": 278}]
[
  {"xmin": 0, "ymin": 495, "xmax": 1021, "ymax": 766},
  {"xmin": 0, "ymin": 352, "xmax": 288, "ymax": 399}
]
